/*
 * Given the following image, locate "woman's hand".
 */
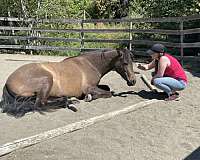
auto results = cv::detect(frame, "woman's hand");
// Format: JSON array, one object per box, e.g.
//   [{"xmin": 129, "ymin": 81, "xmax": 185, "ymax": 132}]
[{"xmin": 137, "ymin": 64, "xmax": 147, "ymax": 70}]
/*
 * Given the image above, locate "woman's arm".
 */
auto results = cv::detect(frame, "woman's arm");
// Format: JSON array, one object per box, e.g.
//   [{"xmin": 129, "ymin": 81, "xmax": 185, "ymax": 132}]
[
  {"xmin": 153, "ymin": 56, "xmax": 169, "ymax": 78},
  {"xmin": 138, "ymin": 60, "xmax": 156, "ymax": 70}
]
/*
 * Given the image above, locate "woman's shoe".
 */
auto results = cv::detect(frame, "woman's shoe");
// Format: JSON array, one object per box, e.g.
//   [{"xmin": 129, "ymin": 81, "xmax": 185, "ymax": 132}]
[
  {"xmin": 172, "ymin": 91, "xmax": 179, "ymax": 96},
  {"xmin": 165, "ymin": 94, "xmax": 180, "ymax": 101}
]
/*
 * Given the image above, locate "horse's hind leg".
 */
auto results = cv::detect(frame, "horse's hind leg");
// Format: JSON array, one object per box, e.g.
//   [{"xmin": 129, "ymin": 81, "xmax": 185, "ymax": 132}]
[
  {"xmin": 84, "ymin": 86, "xmax": 112, "ymax": 102},
  {"xmin": 62, "ymin": 96, "xmax": 77, "ymax": 112},
  {"xmin": 34, "ymin": 76, "xmax": 53, "ymax": 110}
]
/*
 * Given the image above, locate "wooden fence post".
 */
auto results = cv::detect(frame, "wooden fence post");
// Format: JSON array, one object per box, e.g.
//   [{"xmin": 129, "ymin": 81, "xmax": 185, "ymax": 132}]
[
  {"xmin": 80, "ymin": 10, "xmax": 86, "ymax": 52},
  {"xmin": 180, "ymin": 20, "xmax": 184, "ymax": 65},
  {"xmin": 129, "ymin": 21, "xmax": 133, "ymax": 51}
]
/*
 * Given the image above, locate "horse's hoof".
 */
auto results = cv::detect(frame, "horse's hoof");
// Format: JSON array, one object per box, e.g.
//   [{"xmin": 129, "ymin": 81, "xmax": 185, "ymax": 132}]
[
  {"xmin": 67, "ymin": 104, "xmax": 77, "ymax": 112},
  {"xmin": 84, "ymin": 94, "xmax": 92, "ymax": 102},
  {"xmin": 69, "ymin": 97, "xmax": 80, "ymax": 104}
]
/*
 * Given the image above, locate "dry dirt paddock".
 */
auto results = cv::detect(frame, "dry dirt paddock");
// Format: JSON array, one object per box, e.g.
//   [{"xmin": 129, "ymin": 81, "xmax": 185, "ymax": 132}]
[{"xmin": 0, "ymin": 53, "xmax": 200, "ymax": 160}]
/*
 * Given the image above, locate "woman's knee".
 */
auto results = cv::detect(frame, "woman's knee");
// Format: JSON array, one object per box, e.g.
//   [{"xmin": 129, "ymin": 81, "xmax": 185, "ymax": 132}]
[
  {"xmin": 177, "ymin": 84, "xmax": 186, "ymax": 91},
  {"xmin": 152, "ymin": 78, "xmax": 161, "ymax": 86}
]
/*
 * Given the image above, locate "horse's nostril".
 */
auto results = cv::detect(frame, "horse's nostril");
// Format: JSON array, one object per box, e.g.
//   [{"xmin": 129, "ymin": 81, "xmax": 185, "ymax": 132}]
[
  {"xmin": 127, "ymin": 80, "xmax": 134, "ymax": 86},
  {"xmin": 133, "ymin": 80, "xmax": 136, "ymax": 85},
  {"xmin": 127, "ymin": 80, "xmax": 136, "ymax": 86}
]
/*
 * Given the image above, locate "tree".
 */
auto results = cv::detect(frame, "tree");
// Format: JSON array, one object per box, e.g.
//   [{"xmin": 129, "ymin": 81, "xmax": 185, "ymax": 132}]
[
  {"xmin": 87, "ymin": 0, "xmax": 130, "ymax": 19},
  {"xmin": 136, "ymin": 0, "xmax": 199, "ymax": 17}
]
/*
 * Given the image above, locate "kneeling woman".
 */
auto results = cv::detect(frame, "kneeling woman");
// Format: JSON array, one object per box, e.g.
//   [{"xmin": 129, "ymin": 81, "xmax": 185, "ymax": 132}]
[{"xmin": 138, "ymin": 43, "xmax": 188, "ymax": 101}]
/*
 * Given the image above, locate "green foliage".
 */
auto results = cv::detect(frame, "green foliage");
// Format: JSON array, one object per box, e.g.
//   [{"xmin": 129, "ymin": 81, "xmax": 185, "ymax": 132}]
[
  {"xmin": 87, "ymin": 0, "xmax": 129, "ymax": 19},
  {"xmin": 0, "ymin": 0, "xmax": 20, "ymax": 17},
  {"xmin": 35, "ymin": 0, "xmax": 93, "ymax": 19},
  {"xmin": 140, "ymin": 0, "xmax": 200, "ymax": 17},
  {"xmin": 1, "ymin": 0, "xmax": 199, "ymax": 19}
]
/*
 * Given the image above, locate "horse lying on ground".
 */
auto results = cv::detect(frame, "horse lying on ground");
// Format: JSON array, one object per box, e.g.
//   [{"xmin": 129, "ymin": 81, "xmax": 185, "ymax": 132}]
[{"xmin": 0, "ymin": 48, "xmax": 136, "ymax": 117}]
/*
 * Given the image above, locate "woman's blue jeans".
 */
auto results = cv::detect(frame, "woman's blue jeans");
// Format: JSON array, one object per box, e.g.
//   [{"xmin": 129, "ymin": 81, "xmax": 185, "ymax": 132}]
[{"xmin": 153, "ymin": 77, "xmax": 187, "ymax": 96}]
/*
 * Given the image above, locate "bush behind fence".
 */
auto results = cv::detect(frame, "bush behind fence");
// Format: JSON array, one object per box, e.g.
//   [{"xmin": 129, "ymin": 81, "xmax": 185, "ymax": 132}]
[{"xmin": 0, "ymin": 15, "xmax": 200, "ymax": 58}]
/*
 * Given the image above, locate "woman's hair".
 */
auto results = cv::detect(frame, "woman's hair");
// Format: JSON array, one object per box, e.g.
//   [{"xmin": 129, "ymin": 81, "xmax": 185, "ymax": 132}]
[
  {"xmin": 154, "ymin": 52, "xmax": 165, "ymax": 75},
  {"xmin": 159, "ymin": 52, "xmax": 165, "ymax": 57}
]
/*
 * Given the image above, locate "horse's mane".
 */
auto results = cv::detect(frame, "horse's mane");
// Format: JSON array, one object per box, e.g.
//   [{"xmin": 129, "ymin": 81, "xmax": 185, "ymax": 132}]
[{"xmin": 62, "ymin": 49, "xmax": 111, "ymax": 61}]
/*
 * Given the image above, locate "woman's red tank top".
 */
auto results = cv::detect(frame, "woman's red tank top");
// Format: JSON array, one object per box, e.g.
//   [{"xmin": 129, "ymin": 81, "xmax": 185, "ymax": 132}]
[{"xmin": 163, "ymin": 53, "xmax": 188, "ymax": 83}]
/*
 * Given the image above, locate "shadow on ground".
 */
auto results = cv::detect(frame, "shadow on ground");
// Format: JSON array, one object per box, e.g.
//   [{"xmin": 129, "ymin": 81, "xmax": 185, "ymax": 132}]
[
  {"xmin": 182, "ymin": 58, "xmax": 200, "ymax": 78},
  {"xmin": 184, "ymin": 146, "xmax": 200, "ymax": 160},
  {"xmin": 113, "ymin": 90, "xmax": 167, "ymax": 100}
]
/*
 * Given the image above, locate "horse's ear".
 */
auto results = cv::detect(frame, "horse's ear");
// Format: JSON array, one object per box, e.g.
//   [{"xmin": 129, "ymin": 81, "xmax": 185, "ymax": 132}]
[
  {"xmin": 116, "ymin": 48, "xmax": 122, "ymax": 57},
  {"xmin": 130, "ymin": 50, "xmax": 135, "ymax": 61},
  {"xmin": 123, "ymin": 50, "xmax": 129, "ymax": 64},
  {"xmin": 117, "ymin": 48, "xmax": 129, "ymax": 64},
  {"xmin": 123, "ymin": 48, "xmax": 134, "ymax": 62}
]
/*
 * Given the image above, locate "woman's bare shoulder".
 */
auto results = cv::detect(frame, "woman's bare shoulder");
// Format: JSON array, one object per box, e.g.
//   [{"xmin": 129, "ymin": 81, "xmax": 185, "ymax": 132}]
[
  {"xmin": 159, "ymin": 55, "xmax": 170, "ymax": 65},
  {"xmin": 160, "ymin": 55, "xmax": 169, "ymax": 61}
]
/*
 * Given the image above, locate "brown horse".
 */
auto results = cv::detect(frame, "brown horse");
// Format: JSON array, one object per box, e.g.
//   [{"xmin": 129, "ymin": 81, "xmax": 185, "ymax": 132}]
[{"xmin": 0, "ymin": 48, "xmax": 136, "ymax": 117}]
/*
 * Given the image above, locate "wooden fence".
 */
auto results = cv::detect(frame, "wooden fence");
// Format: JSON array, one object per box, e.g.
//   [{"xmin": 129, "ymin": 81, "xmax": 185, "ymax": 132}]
[{"xmin": 0, "ymin": 15, "xmax": 200, "ymax": 59}]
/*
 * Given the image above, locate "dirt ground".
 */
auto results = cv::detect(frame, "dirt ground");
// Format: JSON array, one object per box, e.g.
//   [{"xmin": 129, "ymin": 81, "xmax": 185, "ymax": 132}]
[{"xmin": 0, "ymin": 53, "xmax": 200, "ymax": 160}]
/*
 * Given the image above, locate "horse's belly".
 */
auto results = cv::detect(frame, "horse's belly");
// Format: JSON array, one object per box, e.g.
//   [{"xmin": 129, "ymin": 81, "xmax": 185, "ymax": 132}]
[{"xmin": 49, "ymin": 82, "xmax": 82, "ymax": 98}]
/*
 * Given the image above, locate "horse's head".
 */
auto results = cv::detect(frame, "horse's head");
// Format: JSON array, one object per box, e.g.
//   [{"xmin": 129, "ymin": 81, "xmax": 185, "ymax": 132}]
[{"xmin": 114, "ymin": 48, "xmax": 136, "ymax": 86}]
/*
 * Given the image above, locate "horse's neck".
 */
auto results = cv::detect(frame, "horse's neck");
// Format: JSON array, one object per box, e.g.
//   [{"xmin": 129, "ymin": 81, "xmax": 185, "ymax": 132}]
[{"xmin": 86, "ymin": 50, "xmax": 118, "ymax": 76}]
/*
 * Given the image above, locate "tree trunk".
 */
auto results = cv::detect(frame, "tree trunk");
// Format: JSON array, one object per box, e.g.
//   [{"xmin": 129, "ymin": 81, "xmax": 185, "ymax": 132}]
[{"xmin": 20, "ymin": 0, "xmax": 28, "ymax": 19}]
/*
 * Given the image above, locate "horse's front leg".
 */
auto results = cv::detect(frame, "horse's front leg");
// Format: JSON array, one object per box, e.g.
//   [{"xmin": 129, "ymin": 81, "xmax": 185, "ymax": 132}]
[{"xmin": 84, "ymin": 85, "xmax": 112, "ymax": 102}]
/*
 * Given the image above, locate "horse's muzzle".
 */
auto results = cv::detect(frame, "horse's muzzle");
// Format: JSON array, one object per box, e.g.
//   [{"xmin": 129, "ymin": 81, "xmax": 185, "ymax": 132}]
[{"xmin": 127, "ymin": 80, "xmax": 136, "ymax": 86}]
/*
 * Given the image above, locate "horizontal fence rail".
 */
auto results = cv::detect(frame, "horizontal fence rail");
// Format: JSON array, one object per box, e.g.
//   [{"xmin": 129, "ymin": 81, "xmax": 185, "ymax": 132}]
[
  {"xmin": 1, "ymin": 14, "xmax": 200, "ymax": 23},
  {"xmin": 0, "ymin": 15, "xmax": 200, "ymax": 59},
  {"xmin": 0, "ymin": 26, "xmax": 182, "ymax": 34}
]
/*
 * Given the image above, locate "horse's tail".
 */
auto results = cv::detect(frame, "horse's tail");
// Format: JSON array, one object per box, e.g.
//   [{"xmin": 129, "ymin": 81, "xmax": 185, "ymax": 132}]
[{"xmin": 0, "ymin": 85, "xmax": 36, "ymax": 118}]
